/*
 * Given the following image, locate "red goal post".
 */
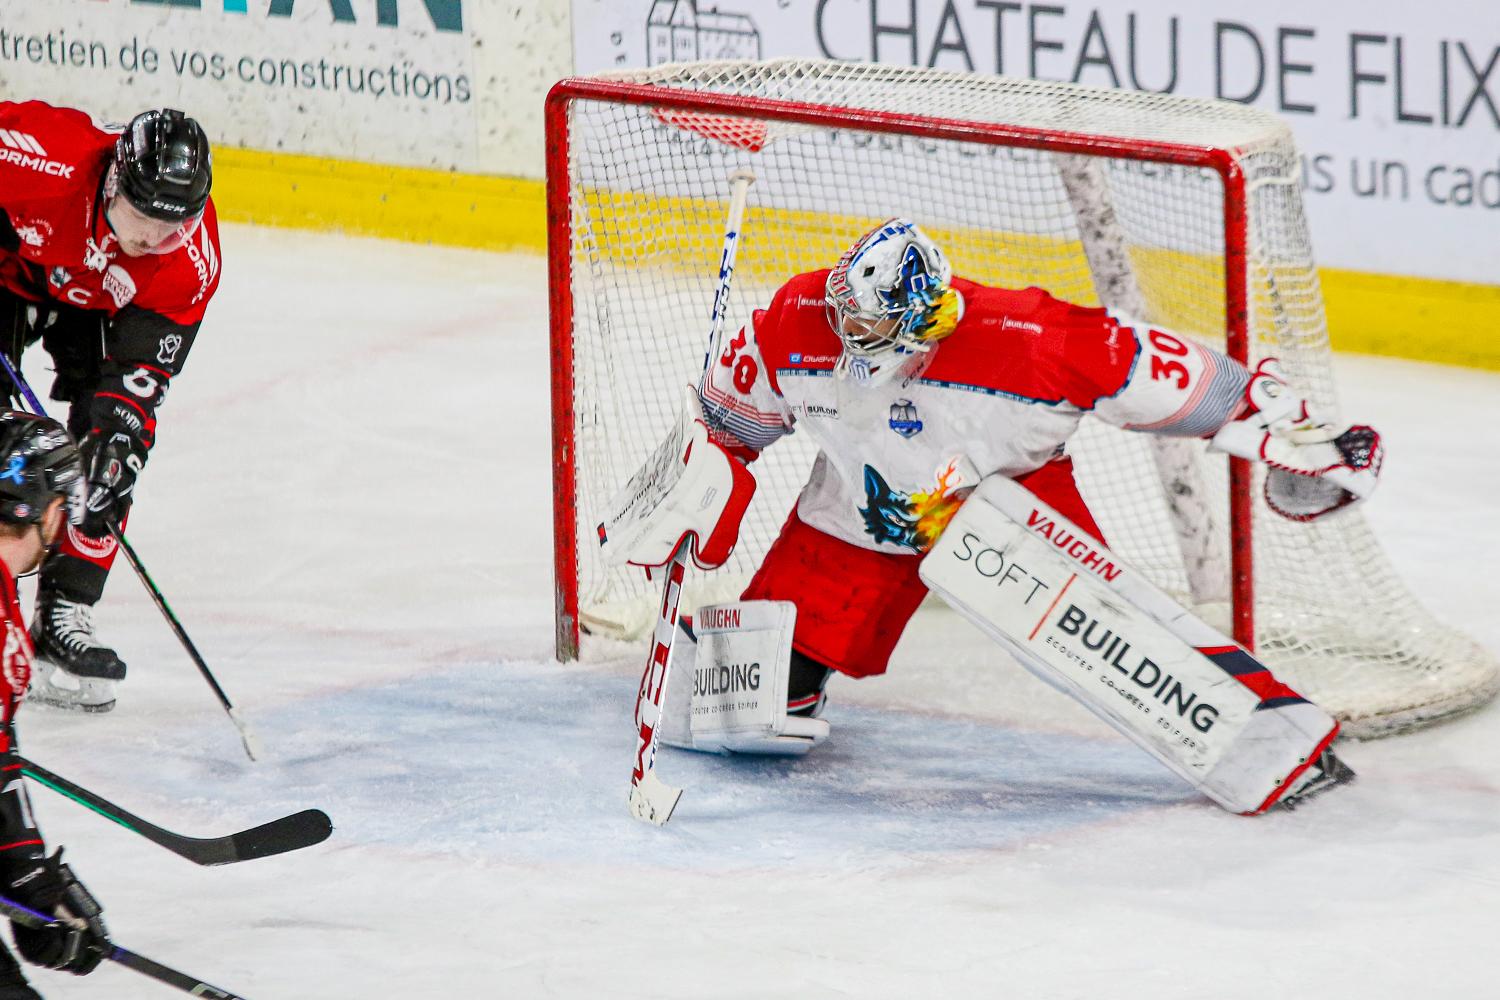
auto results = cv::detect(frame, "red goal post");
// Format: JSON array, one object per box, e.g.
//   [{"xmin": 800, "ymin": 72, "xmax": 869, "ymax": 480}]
[{"xmin": 545, "ymin": 60, "xmax": 1498, "ymax": 738}]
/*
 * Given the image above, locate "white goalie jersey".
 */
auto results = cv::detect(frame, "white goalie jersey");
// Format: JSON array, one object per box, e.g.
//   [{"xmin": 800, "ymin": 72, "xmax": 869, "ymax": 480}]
[{"xmin": 699, "ymin": 270, "xmax": 1254, "ymax": 554}]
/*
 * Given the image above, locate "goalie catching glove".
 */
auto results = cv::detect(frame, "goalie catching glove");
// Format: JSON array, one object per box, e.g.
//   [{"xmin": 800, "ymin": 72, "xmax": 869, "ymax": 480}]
[
  {"xmin": 598, "ymin": 387, "xmax": 756, "ymax": 570},
  {"xmin": 1210, "ymin": 359, "xmax": 1383, "ymax": 522}
]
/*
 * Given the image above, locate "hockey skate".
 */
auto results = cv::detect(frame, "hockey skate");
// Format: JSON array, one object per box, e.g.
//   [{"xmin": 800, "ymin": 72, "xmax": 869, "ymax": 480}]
[
  {"xmin": 27, "ymin": 591, "xmax": 126, "ymax": 713},
  {"xmin": 1276, "ymin": 748, "xmax": 1356, "ymax": 811}
]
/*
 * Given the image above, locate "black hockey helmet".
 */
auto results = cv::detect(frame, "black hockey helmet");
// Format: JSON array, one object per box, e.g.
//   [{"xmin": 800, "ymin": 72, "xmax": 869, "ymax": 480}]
[
  {"xmin": 0, "ymin": 412, "xmax": 84, "ymax": 527},
  {"xmin": 114, "ymin": 109, "xmax": 213, "ymax": 222}
]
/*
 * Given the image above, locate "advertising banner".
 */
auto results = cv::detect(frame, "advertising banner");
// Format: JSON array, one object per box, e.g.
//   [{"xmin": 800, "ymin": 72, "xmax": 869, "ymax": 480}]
[
  {"xmin": 572, "ymin": 0, "xmax": 1500, "ymax": 284},
  {"xmin": 0, "ymin": 0, "xmax": 481, "ymax": 172}
]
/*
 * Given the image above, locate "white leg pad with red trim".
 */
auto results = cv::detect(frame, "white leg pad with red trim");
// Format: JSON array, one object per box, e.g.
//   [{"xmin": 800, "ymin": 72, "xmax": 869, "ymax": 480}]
[
  {"xmin": 919, "ymin": 475, "xmax": 1342, "ymax": 815},
  {"xmin": 658, "ymin": 600, "xmax": 829, "ymax": 757}
]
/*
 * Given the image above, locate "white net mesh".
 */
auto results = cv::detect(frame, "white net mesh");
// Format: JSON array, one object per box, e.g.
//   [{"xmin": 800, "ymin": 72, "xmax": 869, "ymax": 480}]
[{"xmin": 552, "ymin": 59, "xmax": 1499, "ymax": 737}]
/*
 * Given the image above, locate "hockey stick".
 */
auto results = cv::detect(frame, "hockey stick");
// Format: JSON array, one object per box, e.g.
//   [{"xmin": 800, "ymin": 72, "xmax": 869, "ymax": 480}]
[
  {"xmin": 17, "ymin": 756, "xmax": 332, "ymax": 866},
  {"xmin": 627, "ymin": 168, "xmax": 756, "ymax": 826},
  {"xmin": 0, "ymin": 352, "xmax": 262, "ymax": 762},
  {"xmin": 627, "ymin": 542, "xmax": 690, "ymax": 825},
  {"xmin": 0, "ymin": 894, "xmax": 248, "ymax": 998},
  {"xmin": 107, "ymin": 524, "xmax": 262, "ymax": 761}
]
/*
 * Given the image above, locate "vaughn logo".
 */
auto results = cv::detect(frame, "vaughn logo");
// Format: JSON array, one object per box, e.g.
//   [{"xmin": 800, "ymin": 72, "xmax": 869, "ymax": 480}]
[
  {"xmin": 1025, "ymin": 508, "xmax": 1121, "ymax": 581},
  {"xmin": 0, "ymin": 130, "xmax": 73, "ymax": 178}
]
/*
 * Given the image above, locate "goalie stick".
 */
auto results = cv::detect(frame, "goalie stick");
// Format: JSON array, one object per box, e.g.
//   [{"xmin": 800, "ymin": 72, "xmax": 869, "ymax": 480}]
[
  {"xmin": 18, "ymin": 756, "xmax": 332, "ymax": 866},
  {"xmin": 0, "ymin": 352, "xmax": 262, "ymax": 762},
  {"xmin": 627, "ymin": 168, "xmax": 756, "ymax": 826},
  {"xmin": 0, "ymin": 894, "xmax": 248, "ymax": 999}
]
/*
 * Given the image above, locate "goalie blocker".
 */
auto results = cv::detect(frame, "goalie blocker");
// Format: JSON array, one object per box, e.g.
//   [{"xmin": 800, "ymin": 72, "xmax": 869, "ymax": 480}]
[{"xmin": 919, "ymin": 475, "xmax": 1353, "ymax": 814}]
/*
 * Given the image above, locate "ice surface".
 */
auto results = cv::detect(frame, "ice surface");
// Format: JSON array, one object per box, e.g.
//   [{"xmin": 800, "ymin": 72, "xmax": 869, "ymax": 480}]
[{"xmin": 12, "ymin": 226, "xmax": 1497, "ymax": 998}]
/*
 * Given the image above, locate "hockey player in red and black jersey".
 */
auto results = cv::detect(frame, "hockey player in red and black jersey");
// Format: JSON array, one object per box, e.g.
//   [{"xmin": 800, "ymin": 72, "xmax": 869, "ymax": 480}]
[
  {"xmin": 0, "ymin": 411, "xmax": 109, "ymax": 997},
  {"xmin": 602, "ymin": 219, "xmax": 1380, "ymax": 812},
  {"xmin": 0, "ymin": 101, "xmax": 222, "ymax": 712}
]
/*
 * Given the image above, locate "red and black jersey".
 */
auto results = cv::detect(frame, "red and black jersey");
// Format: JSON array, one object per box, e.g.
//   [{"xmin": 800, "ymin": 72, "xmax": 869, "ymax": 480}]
[
  {"xmin": 0, "ymin": 555, "xmax": 43, "ymax": 865},
  {"xmin": 0, "ymin": 100, "xmax": 223, "ymax": 453}
]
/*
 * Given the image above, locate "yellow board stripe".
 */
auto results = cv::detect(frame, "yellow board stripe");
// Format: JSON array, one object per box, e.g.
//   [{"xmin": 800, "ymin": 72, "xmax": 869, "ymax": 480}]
[
  {"xmin": 212, "ymin": 147, "xmax": 546, "ymax": 252},
  {"xmin": 214, "ymin": 147, "xmax": 1500, "ymax": 371},
  {"xmin": 1320, "ymin": 269, "xmax": 1500, "ymax": 372}
]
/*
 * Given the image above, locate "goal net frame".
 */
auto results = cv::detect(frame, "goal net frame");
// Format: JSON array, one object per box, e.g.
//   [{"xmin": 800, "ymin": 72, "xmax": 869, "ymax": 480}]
[{"xmin": 544, "ymin": 59, "xmax": 1498, "ymax": 739}]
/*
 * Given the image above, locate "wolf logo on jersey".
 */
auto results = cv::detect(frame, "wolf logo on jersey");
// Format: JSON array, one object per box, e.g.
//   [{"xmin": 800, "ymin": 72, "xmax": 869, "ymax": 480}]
[{"xmin": 858, "ymin": 460, "xmax": 969, "ymax": 552}]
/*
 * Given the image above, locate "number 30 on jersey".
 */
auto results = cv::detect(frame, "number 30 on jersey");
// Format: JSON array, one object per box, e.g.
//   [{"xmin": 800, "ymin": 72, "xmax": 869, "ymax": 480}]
[{"xmin": 718, "ymin": 327, "xmax": 759, "ymax": 393}]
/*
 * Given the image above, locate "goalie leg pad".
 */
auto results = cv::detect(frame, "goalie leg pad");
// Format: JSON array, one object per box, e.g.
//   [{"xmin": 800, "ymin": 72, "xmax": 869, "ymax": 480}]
[
  {"xmin": 919, "ymin": 475, "xmax": 1342, "ymax": 815},
  {"xmin": 659, "ymin": 600, "xmax": 829, "ymax": 756}
]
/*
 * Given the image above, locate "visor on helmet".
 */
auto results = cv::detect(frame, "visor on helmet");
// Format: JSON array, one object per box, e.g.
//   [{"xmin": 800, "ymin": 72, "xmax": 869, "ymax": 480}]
[{"xmin": 106, "ymin": 187, "xmax": 202, "ymax": 256}]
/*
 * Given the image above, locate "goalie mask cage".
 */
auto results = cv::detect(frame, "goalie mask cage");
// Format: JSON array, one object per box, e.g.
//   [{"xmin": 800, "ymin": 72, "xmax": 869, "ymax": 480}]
[{"xmin": 546, "ymin": 59, "xmax": 1499, "ymax": 738}]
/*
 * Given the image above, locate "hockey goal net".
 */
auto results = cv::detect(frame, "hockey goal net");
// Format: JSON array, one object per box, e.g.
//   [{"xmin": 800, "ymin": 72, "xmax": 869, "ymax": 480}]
[{"xmin": 546, "ymin": 59, "xmax": 1498, "ymax": 738}]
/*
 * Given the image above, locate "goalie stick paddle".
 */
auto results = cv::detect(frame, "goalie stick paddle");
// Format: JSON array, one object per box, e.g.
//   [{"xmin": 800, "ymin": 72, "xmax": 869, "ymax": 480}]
[
  {"xmin": 0, "ymin": 352, "xmax": 262, "ymax": 762},
  {"xmin": 0, "ymin": 894, "xmax": 249, "ymax": 999},
  {"xmin": 628, "ymin": 540, "xmax": 690, "ymax": 826},
  {"xmin": 626, "ymin": 168, "xmax": 756, "ymax": 826},
  {"xmin": 18, "ymin": 756, "xmax": 332, "ymax": 866}
]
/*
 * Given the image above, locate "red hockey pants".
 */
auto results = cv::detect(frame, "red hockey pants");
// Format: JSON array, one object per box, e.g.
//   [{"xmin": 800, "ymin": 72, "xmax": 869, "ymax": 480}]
[{"xmin": 741, "ymin": 458, "xmax": 1105, "ymax": 678}]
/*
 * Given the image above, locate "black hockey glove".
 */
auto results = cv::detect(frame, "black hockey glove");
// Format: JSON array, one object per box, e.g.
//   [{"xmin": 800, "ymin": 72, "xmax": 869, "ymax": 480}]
[
  {"xmin": 5, "ymin": 850, "xmax": 107, "ymax": 976},
  {"xmin": 78, "ymin": 428, "xmax": 145, "ymax": 539}
]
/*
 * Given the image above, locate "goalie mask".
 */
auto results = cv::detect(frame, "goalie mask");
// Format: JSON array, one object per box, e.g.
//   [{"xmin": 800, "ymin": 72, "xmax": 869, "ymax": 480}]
[{"xmin": 825, "ymin": 219, "xmax": 960, "ymax": 385}]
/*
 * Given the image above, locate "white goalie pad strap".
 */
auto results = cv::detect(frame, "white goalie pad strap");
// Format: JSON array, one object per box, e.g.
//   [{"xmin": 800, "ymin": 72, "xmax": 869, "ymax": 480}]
[
  {"xmin": 919, "ymin": 475, "xmax": 1339, "ymax": 815},
  {"xmin": 660, "ymin": 601, "xmax": 828, "ymax": 757},
  {"xmin": 598, "ymin": 386, "xmax": 757, "ymax": 570}
]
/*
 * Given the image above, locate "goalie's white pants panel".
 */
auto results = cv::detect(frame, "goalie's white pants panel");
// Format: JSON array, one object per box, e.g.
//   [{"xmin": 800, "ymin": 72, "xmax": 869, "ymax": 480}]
[{"xmin": 920, "ymin": 476, "xmax": 1340, "ymax": 814}]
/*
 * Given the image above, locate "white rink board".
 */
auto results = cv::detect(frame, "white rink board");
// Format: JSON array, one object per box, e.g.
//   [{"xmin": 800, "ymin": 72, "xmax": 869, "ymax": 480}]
[
  {"xmin": 0, "ymin": 0, "xmax": 571, "ymax": 175},
  {"xmin": 574, "ymin": 0, "xmax": 1500, "ymax": 284}
]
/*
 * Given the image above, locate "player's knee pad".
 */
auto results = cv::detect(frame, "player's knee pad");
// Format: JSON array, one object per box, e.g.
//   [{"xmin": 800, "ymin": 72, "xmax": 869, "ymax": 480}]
[{"xmin": 659, "ymin": 600, "xmax": 829, "ymax": 756}]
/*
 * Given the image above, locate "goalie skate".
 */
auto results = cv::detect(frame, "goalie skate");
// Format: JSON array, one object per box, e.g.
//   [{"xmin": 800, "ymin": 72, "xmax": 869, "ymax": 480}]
[{"xmin": 1275, "ymin": 749, "xmax": 1356, "ymax": 811}]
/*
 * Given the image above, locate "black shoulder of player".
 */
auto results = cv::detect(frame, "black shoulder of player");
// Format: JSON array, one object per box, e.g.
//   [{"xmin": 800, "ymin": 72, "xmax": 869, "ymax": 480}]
[{"xmin": 105, "ymin": 305, "xmax": 200, "ymax": 378}]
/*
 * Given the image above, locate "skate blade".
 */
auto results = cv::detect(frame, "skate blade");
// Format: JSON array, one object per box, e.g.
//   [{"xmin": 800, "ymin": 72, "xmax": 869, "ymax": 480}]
[
  {"xmin": 24, "ymin": 690, "xmax": 116, "ymax": 713},
  {"xmin": 1277, "ymin": 751, "xmax": 1356, "ymax": 811}
]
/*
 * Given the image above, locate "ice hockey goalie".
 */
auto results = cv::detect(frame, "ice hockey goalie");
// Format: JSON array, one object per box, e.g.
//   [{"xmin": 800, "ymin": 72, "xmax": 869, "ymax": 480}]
[{"xmin": 602, "ymin": 218, "xmax": 1379, "ymax": 813}]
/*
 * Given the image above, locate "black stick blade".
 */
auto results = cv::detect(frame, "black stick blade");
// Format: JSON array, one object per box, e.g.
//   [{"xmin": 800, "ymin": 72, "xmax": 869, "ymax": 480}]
[{"xmin": 226, "ymin": 809, "xmax": 333, "ymax": 863}]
